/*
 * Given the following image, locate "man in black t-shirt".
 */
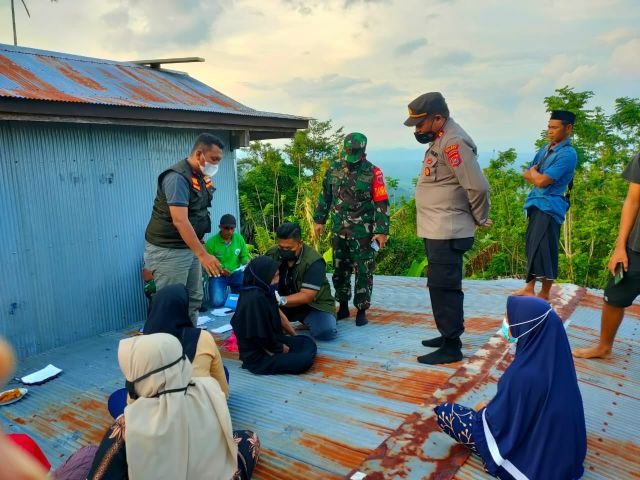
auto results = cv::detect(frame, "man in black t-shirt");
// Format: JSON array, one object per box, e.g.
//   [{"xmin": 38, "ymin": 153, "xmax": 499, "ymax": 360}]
[{"xmin": 574, "ymin": 152, "xmax": 640, "ymax": 359}]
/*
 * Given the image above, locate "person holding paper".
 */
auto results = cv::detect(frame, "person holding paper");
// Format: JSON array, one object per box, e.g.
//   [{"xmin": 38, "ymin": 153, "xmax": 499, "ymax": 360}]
[
  {"xmin": 231, "ymin": 256, "xmax": 317, "ymax": 375},
  {"xmin": 205, "ymin": 214, "xmax": 251, "ymax": 308},
  {"xmin": 144, "ymin": 284, "xmax": 229, "ymax": 398}
]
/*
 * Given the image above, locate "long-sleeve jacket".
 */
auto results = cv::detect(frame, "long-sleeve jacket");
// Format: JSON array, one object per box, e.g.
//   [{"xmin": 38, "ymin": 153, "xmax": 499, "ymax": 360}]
[
  {"xmin": 415, "ymin": 117, "xmax": 490, "ymax": 239},
  {"xmin": 314, "ymin": 156, "xmax": 390, "ymax": 238}
]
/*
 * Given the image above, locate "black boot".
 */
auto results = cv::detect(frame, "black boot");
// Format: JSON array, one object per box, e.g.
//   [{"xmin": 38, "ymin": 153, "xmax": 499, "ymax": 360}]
[
  {"xmin": 355, "ymin": 309, "xmax": 368, "ymax": 326},
  {"xmin": 421, "ymin": 336, "xmax": 443, "ymax": 348},
  {"xmin": 417, "ymin": 337, "xmax": 462, "ymax": 365},
  {"xmin": 337, "ymin": 301, "xmax": 350, "ymax": 320}
]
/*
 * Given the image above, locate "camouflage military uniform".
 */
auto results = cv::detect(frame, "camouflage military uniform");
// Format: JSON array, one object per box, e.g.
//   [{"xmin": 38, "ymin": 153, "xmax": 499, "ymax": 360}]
[{"xmin": 313, "ymin": 133, "xmax": 390, "ymax": 310}]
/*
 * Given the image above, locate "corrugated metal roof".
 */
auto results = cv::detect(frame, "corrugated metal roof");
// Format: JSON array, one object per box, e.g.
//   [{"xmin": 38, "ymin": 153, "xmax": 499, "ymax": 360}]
[
  {"xmin": 0, "ymin": 43, "xmax": 303, "ymax": 122},
  {"xmin": 0, "ymin": 277, "xmax": 637, "ymax": 479},
  {"xmin": 0, "ymin": 120, "xmax": 239, "ymax": 358}
]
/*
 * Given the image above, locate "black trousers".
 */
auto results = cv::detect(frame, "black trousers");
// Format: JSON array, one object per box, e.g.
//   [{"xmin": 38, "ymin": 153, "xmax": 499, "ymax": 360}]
[
  {"xmin": 247, "ymin": 335, "xmax": 317, "ymax": 375},
  {"xmin": 424, "ymin": 238, "xmax": 474, "ymax": 340}
]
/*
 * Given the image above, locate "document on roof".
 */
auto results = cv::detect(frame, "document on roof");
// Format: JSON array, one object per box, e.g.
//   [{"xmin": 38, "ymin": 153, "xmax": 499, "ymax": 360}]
[
  {"xmin": 212, "ymin": 308, "xmax": 233, "ymax": 317},
  {"xmin": 197, "ymin": 315, "xmax": 211, "ymax": 326},
  {"xmin": 21, "ymin": 364, "xmax": 62, "ymax": 385},
  {"xmin": 210, "ymin": 324, "xmax": 233, "ymax": 334}
]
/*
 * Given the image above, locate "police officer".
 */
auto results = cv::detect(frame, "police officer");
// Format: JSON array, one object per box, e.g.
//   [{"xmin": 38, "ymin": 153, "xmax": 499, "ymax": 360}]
[
  {"xmin": 314, "ymin": 133, "xmax": 390, "ymax": 326},
  {"xmin": 404, "ymin": 92, "xmax": 491, "ymax": 365}
]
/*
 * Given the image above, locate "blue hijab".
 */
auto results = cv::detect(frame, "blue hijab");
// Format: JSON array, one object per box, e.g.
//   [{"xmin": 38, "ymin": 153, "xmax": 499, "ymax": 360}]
[{"xmin": 472, "ymin": 296, "xmax": 586, "ymax": 480}]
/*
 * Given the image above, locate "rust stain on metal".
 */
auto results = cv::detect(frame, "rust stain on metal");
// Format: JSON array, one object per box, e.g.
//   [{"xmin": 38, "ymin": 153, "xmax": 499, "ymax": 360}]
[
  {"xmin": 309, "ymin": 356, "xmax": 452, "ymax": 405},
  {"xmin": 464, "ymin": 317, "xmax": 499, "ymax": 334},
  {"xmin": 0, "ymin": 54, "xmax": 80, "ymax": 102},
  {"xmin": 36, "ymin": 55, "xmax": 106, "ymax": 91},
  {"xmin": 11, "ymin": 417, "xmax": 26, "ymax": 425},
  {"xmin": 367, "ymin": 309, "xmax": 426, "ymax": 326},
  {"xmin": 298, "ymin": 432, "xmax": 370, "ymax": 469},
  {"xmin": 124, "ymin": 83, "xmax": 167, "ymax": 103},
  {"xmin": 586, "ymin": 436, "xmax": 640, "ymax": 477},
  {"xmin": 252, "ymin": 447, "xmax": 342, "ymax": 480},
  {"xmin": 579, "ymin": 292, "xmax": 640, "ymax": 318}
]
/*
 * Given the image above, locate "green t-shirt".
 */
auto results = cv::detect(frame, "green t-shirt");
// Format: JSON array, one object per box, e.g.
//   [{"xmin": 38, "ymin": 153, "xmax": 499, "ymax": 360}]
[{"xmin": 205, "ymin": 232, "xmax": 250, "ymax": 271}]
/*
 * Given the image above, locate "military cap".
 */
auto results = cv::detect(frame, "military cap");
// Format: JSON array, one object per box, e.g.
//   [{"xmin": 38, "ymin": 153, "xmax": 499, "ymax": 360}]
[
  {"xmin": 404, "ymin": 92, "xmax": 449, "ymax": 126},
  {"xmin": 219, "ymin": 213, "xmax": 237, "ymax": 227},
  {"xmin": 550, "ymin": 110, "xmax": 576, "ymax": 124},
  {"xmin": 344, "ymin": 132, "xmax": 367, "ymax": 163}
]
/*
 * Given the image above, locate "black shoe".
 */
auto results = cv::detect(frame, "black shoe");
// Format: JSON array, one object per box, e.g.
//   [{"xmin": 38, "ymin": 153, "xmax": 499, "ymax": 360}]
[
  {"xmin": 417, "ymin": 338, "xmax": 462, "ymax": 365},
  {"xmin": 355, "ymin": 309, "xmax": 368, "ymax": 326},
  {"xmin": 337, "ymin": 301, "xmax": 350, "ymax": 320},
  {"xmin": 421, "ymin": 336, "xmax": 444, "ymax": 348}
]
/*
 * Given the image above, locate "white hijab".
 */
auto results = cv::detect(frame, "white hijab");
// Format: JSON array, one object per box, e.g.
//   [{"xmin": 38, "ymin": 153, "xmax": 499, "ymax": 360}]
[{"xmin": 118, "ymin": 333, "xmax": 237, "ymax": 480}]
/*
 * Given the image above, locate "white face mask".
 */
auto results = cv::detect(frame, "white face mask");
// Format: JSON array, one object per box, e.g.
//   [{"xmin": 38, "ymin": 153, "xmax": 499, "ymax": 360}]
[{"xmin": 200, "ymin": 155, "xmax": 219, "ymax": 177}]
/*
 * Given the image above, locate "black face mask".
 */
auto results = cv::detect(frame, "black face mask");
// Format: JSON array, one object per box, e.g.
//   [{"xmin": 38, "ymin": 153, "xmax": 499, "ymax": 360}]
[
  {"xmin": 125, "ymin": 353, "xmax": 188, "ymax": 400},
  {"xmin": 414, "ymin": 131, "xmax": 436, "ymax": 144},
  {"xmin": 279, "ymin": 248, "xmax": 298, "ymax": 262}
]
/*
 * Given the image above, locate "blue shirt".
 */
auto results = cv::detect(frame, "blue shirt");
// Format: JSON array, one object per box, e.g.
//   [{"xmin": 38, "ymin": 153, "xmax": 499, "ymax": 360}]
[{"xmin": 523, "ymin": 138, "xmax": 577, "ymax": 224}]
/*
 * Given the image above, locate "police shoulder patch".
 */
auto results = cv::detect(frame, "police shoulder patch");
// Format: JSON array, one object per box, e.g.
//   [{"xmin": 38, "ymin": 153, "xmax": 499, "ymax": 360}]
[{"xmin": 445, "ymin": 144, "xmax": 462, "ymax": 167}]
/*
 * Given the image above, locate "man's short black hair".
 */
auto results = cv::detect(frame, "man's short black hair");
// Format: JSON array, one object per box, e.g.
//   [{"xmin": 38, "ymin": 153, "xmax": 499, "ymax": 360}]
[
  {"xmin": 276, "ymin": 222, "xmax": 302, "ymax": 241},
  {"xmin": 192, "ymin": 133, "xmax": 224, "ymax": 153}
]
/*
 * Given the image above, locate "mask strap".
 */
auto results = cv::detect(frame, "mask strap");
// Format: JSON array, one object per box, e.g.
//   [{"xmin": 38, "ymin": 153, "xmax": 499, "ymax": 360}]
[
  {"xmin": 152, "ymin": 381, "xmax": 194, "ymax": 398},
  {"xmin": 126, "ymin": 353, "xmax": 186, "ymax": 399},
  {"xmin": 514, "ymin": 310, "xmax": 551, "ymax": 339},
  {"xmin": 509, "ymin": 308, "xmax": 552, "ymax": 327},
  {"xmin": 247, "ymin": 265, "xmax": 271, "ymax": 291}
]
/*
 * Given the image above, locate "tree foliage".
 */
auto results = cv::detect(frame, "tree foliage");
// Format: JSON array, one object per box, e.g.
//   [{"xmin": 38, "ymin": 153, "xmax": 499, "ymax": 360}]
[{"xmin": 237, "ymin": 88, "xmax": 639, "ymax": 289}]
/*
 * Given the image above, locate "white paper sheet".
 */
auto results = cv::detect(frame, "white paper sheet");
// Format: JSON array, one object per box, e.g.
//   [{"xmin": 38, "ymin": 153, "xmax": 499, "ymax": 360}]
[
  {"xmin": 21, "ymin": 364, "xmax": 62, "ymax": 385},
  {"xmin": 233, "ymin": 264, "xmax": 247, "ymax": 273},
  {"xmin": 210, "ymin": 324, "xmax": 233, "ymax": 334},
  {"xmin": 212, "ymin": 308, "xmax": 233, "ymax": 317},
  {"xmin": 197, "ymin": 315, "xmax": 211, "ymax": 326}
]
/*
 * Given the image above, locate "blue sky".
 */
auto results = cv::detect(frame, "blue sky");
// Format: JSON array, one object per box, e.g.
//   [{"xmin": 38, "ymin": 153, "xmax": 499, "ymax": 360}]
[{"xmin": 2, "ymin": 0, "xmax": 638, "ymax": 156}]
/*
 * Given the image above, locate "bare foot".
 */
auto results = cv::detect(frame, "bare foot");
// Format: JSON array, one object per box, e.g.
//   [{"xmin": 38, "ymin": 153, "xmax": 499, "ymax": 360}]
[
  {"xmin": 572, "ymin": 346, "xmax": 612, "ymax": 359},
  {"xmin": 511, "ymin": 288, "xmax": 536, "ymax": 297},
  {"xmin": 537, "ymin": 291, "xmax": 551, "ymax": 301}
]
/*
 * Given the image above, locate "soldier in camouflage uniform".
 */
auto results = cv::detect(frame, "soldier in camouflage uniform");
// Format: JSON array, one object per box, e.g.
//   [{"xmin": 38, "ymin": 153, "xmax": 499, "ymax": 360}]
[{"xmin": 313, "ymin": 133, "xmax": 390, "ymax": 326}]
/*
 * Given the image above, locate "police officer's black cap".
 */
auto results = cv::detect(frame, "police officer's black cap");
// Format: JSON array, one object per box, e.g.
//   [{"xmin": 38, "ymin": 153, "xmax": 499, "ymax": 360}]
[
  {"xmin": 550, "ymin": 110, "xmax": 576, "ymax": 124},
  {"xmin": 404, "ymin": 92, "xmax": 449, "ymax": 126},
  {"xmin": 219, "ymin": 214, "xmax": 237, "ymax": 227}
]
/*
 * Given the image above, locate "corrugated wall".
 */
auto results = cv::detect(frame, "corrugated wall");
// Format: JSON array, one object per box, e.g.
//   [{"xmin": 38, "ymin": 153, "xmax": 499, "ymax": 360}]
[{"xmin": 0, "ymin": 120, "xmax": 239, "ymax": 358}]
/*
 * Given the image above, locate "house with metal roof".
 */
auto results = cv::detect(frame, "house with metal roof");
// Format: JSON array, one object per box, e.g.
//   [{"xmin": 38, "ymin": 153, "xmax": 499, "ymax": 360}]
[{"xmin": 0, "ymin": 43, "xmax": 308, "ymax": 358}]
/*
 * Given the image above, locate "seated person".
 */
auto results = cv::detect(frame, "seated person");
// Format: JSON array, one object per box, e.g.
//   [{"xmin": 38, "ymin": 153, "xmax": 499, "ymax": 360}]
[
  {"xmin": 205, "ymin": 214, "xmax": 250, "ymax": 307},
  {"xmin": 434, "ymin": 296, "xmax": 586, "ymax": 480},
  {"xmin": 231, "ymin": 256, "xmax": 317, "ymax": 375},
  {"xmin": 88, "ymin": 334, "xmax": 260, "ymax": 479},
  {"xmin": 144, "ymin": 284, "xmax": 229, "ymax": 398},
  {"xmin": 266, "ymin": 223, "xmax": 338, "ymax": 341}
]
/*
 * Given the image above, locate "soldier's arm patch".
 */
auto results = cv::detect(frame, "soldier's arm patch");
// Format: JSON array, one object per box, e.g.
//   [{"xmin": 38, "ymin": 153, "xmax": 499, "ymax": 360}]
[{"xmin": 372, "ymin": 167, "xmax": 389, "ymax": 202}]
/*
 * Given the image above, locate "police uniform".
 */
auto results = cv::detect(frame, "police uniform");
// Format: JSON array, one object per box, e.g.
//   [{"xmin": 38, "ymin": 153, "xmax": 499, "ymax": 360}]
[
  {"xmin": 405, "ymin": 92, "xmax": 490, "ymax": 364},
  {"xmin": 314, "ymin": 133, "xmax": 390, "ymax": 326}
]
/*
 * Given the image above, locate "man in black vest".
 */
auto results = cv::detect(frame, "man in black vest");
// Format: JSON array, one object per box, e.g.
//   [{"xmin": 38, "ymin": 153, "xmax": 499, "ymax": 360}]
[{"xmin": 144, "ymin": 133, "xmax": 225, "ymax": 324}]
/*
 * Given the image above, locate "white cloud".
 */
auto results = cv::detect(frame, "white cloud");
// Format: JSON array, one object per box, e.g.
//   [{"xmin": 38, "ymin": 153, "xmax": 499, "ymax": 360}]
[{"xmin": 0, "ymin": 0, "xmax": 637, "ymax": 152}]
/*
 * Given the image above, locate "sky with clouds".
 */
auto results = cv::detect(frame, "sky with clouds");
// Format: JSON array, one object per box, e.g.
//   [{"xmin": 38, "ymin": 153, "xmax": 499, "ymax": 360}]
[{"xmin": 1, "ymin": 0, "xmax": 639, "ymax": 154}]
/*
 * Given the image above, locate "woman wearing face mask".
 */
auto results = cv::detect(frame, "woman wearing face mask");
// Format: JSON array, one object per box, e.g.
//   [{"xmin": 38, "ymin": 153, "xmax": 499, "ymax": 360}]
[
  {"xmin": 144, "ymin": 284, "xmax": 229, "ymax": 398},
  {"xmin": 231, "ymin": 256, "xmax": 317, "ymax": 375},
  {"xmin": 87, "ymin": 333, "xmax": 260, "ymax": 480},
  {"xmin": 433, "ymin": 296, "xmax": 586, "ymax": 480}
]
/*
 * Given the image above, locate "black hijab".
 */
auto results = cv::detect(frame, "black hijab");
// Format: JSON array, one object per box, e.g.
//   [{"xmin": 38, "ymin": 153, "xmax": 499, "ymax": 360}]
[
  {"xmin": 144, "ymin": 284, "xmax": 201, "ymax": 361},
  {"xmin": 231, "ymin": 256, "xmax": 281, "ymax": 341}
]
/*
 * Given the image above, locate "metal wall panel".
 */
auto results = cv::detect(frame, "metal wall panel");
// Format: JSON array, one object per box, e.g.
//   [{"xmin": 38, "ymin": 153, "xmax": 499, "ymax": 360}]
[{"xmin": 0, "ymin": 120, "xmax": 238, "ymax": 357}]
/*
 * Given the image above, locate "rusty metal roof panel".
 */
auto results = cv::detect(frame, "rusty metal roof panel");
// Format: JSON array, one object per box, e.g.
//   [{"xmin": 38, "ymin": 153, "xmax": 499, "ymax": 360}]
[
  {"xmin": 0, "ymin": 44, "xmax": 303, "ymax": 120},
  {"xmin": 1, "ymin": 278, "xmax": 638, "ymax": 480}
]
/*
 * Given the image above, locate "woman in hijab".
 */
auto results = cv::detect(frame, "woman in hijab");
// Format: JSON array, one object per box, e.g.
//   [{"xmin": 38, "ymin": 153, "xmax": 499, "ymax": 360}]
[
  {"xmin": 144, "ymin": 284, "xmax": 229, "ymax": 398},
  {"xmin": 231, "ymin": 256, "xmax": 317, "ymax": 375},
  {"xmin": 434, "ymin": 296, "xmax": 586, "ymax": 480},
  {"xmin": 88, "ymin": 333, "xmax": 260, "ymax": 480}
]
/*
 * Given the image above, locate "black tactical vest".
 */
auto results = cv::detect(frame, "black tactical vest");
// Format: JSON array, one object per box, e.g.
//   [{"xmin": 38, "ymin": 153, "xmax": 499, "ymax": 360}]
[{"xmin": 145, "ymin": 159, "xmax": 214, "ymax": 248}]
